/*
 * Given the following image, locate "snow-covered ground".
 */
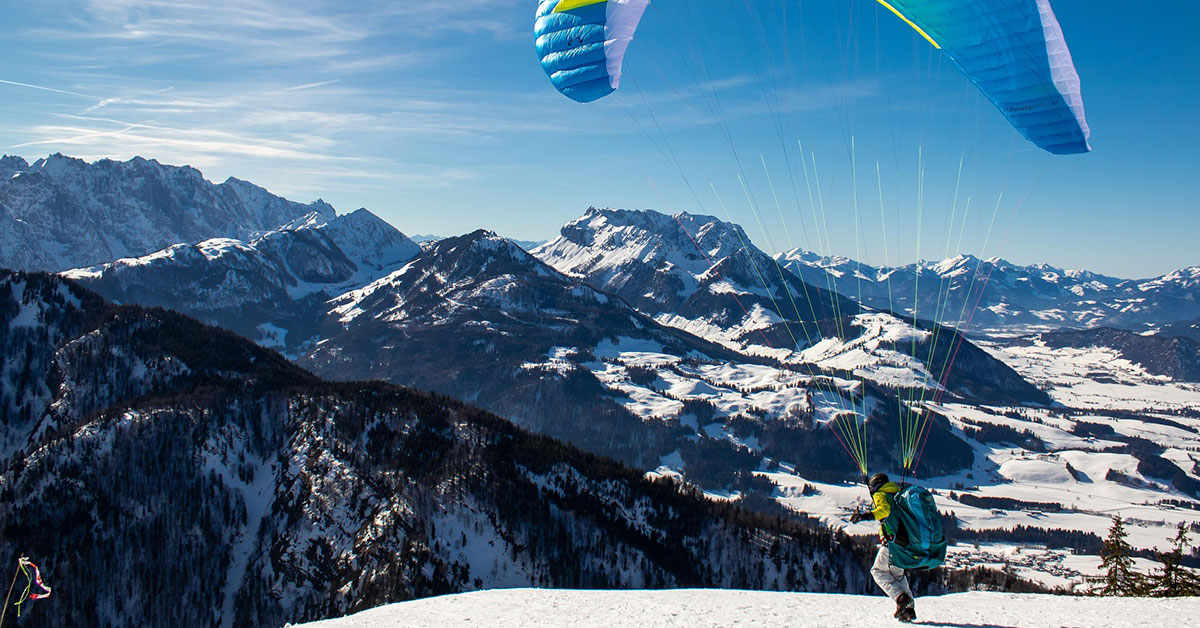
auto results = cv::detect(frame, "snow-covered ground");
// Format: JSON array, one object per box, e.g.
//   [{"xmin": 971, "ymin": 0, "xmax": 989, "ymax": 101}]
[
  {"xmin": 982, "ymin": 340, "xmax": 1200, "ymax": 412},
  {"xmin": 297, "ymin": 589, "xmax": 1199, "ymax": 628},
  {"xmin": 796, "ymin": 313, "xmax": 942, "ymax": 391},
  {"xmin": 582, "ymin": 336, "xmax": 868, "ymax": 446}
]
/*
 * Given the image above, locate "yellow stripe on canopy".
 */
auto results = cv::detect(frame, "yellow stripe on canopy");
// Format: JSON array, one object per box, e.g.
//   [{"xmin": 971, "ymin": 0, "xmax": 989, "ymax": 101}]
[
  {"xmin": 554, "ymin": 0, "xmax": 607, "ymax": 13},
  {"xmin": 876, "ymin": 0, "xmax": 942, "ymax": 49}
]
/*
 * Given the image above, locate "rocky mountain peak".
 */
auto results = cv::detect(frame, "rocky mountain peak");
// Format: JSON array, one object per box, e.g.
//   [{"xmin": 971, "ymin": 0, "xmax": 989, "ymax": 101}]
[
  {"xmin": 435, "ymin": 229, "xmax": 544, "ymax": 269},
  {"xmin": 557, "ymin": 207, "xmax": 749, "ymax": 262},
  {"xmin": 0, "ymin": 155, "xmax": 30, "ymax": 180},
  {"xmin": 0, "ymin": 154, "xmax": 337, "ymax": 272},
  {"xmin": 310, "ymin": 208, "xmax": 420, "ymax": 274}
]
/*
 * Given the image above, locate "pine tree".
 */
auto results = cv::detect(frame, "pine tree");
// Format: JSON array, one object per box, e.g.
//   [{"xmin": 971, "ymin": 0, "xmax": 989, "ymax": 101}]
[
  {"xmin": 1147, "ymin": 523, "xmax": 1200, "ymax": 597},
  {"xmin": 1092, "ymin": 515, "xmax": 1144, "ymax": 596}
]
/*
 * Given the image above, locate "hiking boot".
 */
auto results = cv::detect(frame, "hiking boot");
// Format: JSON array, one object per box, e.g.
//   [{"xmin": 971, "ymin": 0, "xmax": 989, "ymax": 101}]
[{"xmin": 894, "ymin": 593, "xmax": 916, "ymax": 622}]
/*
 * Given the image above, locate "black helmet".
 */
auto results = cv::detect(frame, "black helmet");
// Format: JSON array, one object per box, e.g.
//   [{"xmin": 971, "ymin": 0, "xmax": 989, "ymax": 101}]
[{"xmin": 868, "ymin": 472, "xmax": 890, "ymax": 493}]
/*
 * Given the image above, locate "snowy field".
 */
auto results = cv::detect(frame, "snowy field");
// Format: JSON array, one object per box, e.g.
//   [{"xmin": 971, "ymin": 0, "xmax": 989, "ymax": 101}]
[
  {"xmin": 298, "ymin": 589, "xmax": 1199, "ymax": 628},
  {"xmin": 981, "ymin": 340, "xmax": 1200, "ymax": 412}
]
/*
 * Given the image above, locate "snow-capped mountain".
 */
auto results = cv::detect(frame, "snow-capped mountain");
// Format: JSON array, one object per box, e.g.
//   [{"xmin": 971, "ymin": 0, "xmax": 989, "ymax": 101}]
[
  {"xmin": 2, "ymin": 270, "xmax": 894, "ymax": 627},
  {"xmin": 65, "ymin": 204, "xmax": 1042, "ymax": 480},
  {"xmin": 305, "ymin": 229, "xmax": 768, "ymax": 468},
  {"xmin": 64, "ymin": 208, "xmax": 419, "ymax": 350},
  {"xmin": 532, "ymin": 208, "xmax": 1042, "ymax": 406},
  {"xmin": 11, "ymin": 151, "xmax": 1196, "ymax": 593},
  {"xmin": 534, "ymin": 207, "xmax": 860, "ymax": 355},
  {"xmin": 778, "ymin": 249, "xmax": 1200, "ymax": 334},
  {"xmin": 0, "ymin": 154, "xmax": 334, "ymax": 272},
  {"xmin": 299, "ymin": 228, "xmax": 1049, "ymax": 480},
  {"xmin": 408, "ymin": 234, "xmax": 544, "ymax": 250}
]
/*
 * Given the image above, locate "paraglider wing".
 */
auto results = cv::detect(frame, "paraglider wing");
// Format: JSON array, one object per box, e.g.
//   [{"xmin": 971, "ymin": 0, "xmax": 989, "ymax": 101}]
[
  {"xmin": 878, "ymin": 0, "xmax": 1090, "ymax": 154},
  {"xmin": 534, "ymin": 0, "xmax": 651, "ymax": 103},
  {"xmin": 532, "ymin": 0, "xmax": 1091, "ymax": 155}
]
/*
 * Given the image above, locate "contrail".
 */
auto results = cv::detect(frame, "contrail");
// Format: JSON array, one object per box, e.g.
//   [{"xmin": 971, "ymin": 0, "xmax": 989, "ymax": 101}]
[{"xmin": 0, "ymin": 79, "xmax": 96, "ymax": 100}]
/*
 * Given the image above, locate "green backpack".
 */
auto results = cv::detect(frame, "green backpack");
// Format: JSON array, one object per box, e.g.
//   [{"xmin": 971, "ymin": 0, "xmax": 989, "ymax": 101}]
[{"xmin": 887, "ymin": 485, "xmax": 948, "ymax": 570}]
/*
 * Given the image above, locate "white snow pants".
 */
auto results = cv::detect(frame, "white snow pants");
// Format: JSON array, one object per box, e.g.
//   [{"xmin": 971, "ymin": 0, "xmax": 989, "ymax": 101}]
[{"xmin": 871, "ymin": 544, "xmax": 913, "ymax": 602}]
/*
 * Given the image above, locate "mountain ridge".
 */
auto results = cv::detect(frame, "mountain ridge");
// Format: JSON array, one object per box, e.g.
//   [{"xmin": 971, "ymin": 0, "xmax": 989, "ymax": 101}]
[
  {"xmin": 0, "ymin": 153, "xmax": 334, "ymax": 272},
  {"xmin": 62, "ymin": 207, "xmax": 419, "ymax": 350},
  {"xmin": 778, "ymin": 247, "xmax": 1200, "ymax": 334}
]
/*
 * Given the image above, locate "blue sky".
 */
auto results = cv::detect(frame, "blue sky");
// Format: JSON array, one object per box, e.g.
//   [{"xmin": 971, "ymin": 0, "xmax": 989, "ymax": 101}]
[{"xmin": 1, "ymin": 1, "xmax": 1196, "ymax": 278}]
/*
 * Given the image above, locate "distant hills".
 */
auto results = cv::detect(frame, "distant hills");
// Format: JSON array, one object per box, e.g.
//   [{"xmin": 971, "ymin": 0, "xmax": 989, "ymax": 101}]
[{"xmin": 778, "ymin": 249, "xmax": 1200, "ymax": 334}]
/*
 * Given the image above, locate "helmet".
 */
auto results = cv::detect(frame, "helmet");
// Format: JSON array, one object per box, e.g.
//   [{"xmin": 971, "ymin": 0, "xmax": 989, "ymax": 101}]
[{"xmin": 868, "ymin": 472, "xmax": 890, "ymax": 494}]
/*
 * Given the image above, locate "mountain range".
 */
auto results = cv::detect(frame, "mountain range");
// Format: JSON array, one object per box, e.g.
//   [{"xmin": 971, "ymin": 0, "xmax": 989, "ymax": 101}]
[
  {"xmin": 63, "ymin": 207, "xmax": 420, "ymax": 351},
  {"xmin": 0, "ymin": 153, "xmax": 333, "ymax": 272},
  {"xmin": 778, "ymin": 249, "xmax": 1200, "ymax": 334},
  {"xmin": 61, "ymin": 198, "xmax": 1048, "ymax": 482},
  {"xmin": 3, "ymin": 154, "xmax": 1198, "ymax": 605},
  {"xmin": 2, "ymin": 270, "xmax": 895, "ymax": 627}
]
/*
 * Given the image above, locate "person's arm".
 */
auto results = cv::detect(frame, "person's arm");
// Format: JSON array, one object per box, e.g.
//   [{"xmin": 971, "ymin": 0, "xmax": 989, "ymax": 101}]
[
  {"xmin": 850, "ymin": 492, "xmax": 893, "ymax": 523},
  {"xmin": 871, "ymin": 491, "xmax": 892, "ymax": 520}
]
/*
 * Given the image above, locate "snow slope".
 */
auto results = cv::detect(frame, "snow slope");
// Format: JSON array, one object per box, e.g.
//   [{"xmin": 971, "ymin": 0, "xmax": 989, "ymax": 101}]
[{"xmin": 298, "ymin": 589, "xmax": 1197, "ymax": 628}]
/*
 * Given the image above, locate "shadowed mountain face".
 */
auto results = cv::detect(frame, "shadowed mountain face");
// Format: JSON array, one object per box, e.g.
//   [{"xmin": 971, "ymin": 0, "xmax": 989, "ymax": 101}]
[
  {"xmin": 1, "ymin": 270, "xmax": 885, "ymax": 628},
  {"xmin": 1157, "ymin": 318, "xmax": 1200, "ymax": 343},
  {"xmin": 0, "ymin": 153, "xmax": 334, "ymax": 272}
]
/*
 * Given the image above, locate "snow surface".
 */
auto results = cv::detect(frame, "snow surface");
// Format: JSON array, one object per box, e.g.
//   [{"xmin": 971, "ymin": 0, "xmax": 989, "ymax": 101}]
[
  {"xmin": 296, "ymin": 589, "xmax": 1198, "ymax": 628},
  {"xmin": 795, "ymin": 313, "xmax": 940, "ymax": 391},
  {"xmin": 583, "ymin": 338, "xmax": 867, "ymax": 435},
  {"xmin": 981, "ymin": 340, "xmax": 1200, "ymax": 412}
]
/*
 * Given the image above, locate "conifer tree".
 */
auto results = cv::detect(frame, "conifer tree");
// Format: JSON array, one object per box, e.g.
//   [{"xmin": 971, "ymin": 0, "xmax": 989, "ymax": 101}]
[
  {"xmin": 1092, "ymin": 515, "xmax": 1144, "ymax": 596},
  {"xmin": 1147, "ymin": 523, "xmax": 1200, "ymax": 597}
]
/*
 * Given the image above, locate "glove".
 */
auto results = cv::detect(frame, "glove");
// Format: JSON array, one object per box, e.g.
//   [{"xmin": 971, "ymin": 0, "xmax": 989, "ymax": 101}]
[{"xmin": 849, "ymin": 511, "xmax": 872, "ymax": 524}]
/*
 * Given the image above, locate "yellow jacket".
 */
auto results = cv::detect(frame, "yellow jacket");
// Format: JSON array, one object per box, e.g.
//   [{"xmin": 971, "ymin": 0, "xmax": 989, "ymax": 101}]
[{"xmin": 871, "ymin": 482, "xmax": 902, "ymax": 538}]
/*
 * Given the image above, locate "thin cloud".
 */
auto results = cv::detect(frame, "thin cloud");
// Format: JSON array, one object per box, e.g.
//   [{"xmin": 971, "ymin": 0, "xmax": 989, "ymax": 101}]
[
  {"xmin": 55, "ymin": 0, "xmax": 523, "ymax": 71},
  {"xmin": 283, "ymin": 79, "xmax": 340, "ymax": 92},
  {"xmin": 0, "ymin": 79, "xmax": 97, "ymax": 100},
  {"xmin": 10, "ymin": 123, "xmax": 336, "ymax": 163}
]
